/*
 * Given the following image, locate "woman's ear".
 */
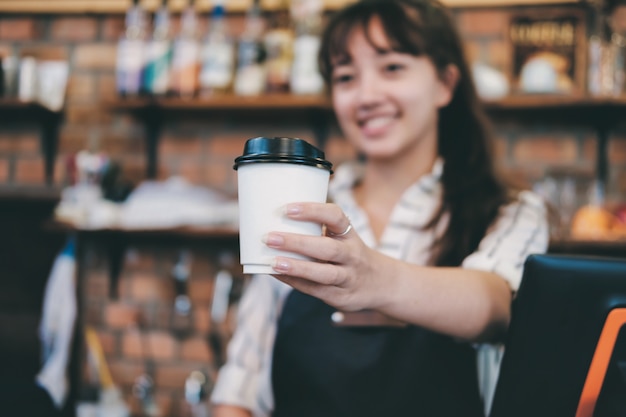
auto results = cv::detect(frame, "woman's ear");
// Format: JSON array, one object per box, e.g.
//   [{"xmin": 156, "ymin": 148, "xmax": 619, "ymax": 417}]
[{"xmin": 436, "ymin": 64, "xmax": 460, "ymax": 108}]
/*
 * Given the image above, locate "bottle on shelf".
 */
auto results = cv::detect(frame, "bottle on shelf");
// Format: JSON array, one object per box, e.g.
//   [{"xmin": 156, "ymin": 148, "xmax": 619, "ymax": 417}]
[
  {"xmin": 116, "ymin": 0, "xmax": 148, "ymax": 97},
  {"xmin": 233, "ymin": 0, "xmax": 267, "ymax": 96},
  {"xmin": 290, "ymin": 0, "xmax": 325, "ymax": 95},
  {"xmin": 587, "ymin": 0, "xmax": 625, "ymax": 96},
  {"xmin": 263, "ymin": 0, "xmax": 294, "ymax": 93},
  {"xmin": 143, "ymin": 0, "xmax": 173, "ymax": 96},
  {"xmin": 199, "ymin": 0, "xmax": 236, "ymax": 97},
  {"xmin": 170, "ymin": 0, "xmax": 201, "ymax": 99}
]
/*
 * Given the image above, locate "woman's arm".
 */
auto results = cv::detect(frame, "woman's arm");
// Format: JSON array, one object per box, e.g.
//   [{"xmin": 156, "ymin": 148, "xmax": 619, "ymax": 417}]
[
  {"xmin": 212, "ymin": 404, "xmax": 253, "ymax": 417},
  {"xmin": 264, "ymin": 195, "xmax": 547, "ymax": 343},
  {"xmin": 210, "ymin": 275, "xmax": 286, "ymax": 416}
]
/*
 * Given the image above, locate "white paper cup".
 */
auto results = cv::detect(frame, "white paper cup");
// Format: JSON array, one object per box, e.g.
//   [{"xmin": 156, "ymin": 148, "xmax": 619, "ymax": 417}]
[{"xmin": 234, "ymin": 137, "xmax": 333, "ymax": 274}]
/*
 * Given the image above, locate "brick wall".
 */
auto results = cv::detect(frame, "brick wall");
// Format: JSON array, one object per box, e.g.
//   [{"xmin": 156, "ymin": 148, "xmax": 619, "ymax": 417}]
[{"xmin": 1, "ymin": 6, "xmax": 625, "ymax": 417}]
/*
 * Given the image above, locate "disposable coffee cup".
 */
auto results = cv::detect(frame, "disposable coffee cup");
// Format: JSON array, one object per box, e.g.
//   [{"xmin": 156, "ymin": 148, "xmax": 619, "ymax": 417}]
[{"xmin": 234, "ymin": 137, "xmax": 333, "ymax": 274}]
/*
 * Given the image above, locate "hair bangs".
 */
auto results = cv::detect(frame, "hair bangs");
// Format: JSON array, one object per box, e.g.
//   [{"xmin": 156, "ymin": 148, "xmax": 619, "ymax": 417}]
[{"xmin": 319, "ymin": 0, "xmax": 429, "ymax": 84}]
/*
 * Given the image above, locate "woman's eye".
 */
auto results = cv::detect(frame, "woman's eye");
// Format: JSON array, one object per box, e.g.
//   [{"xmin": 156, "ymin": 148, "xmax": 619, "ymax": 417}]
[
  {"xmin": 385, "ymin": 63, "xmax": 405, "ymax": 73},
  {"xmin": 332, "ymin": 74, "xmax": 353, "ymax": 85}
]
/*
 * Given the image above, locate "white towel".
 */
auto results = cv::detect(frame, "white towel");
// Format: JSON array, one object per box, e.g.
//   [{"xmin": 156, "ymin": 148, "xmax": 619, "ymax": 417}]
[{"xmin": 36, "ymin": 239, "xmax": 77, "ymax": 408}]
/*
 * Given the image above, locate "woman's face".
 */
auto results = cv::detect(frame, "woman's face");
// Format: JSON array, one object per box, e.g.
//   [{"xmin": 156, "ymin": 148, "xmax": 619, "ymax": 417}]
[{"xmin": 331, "ymin": 17, "xmax": 455, "ymax": 163}]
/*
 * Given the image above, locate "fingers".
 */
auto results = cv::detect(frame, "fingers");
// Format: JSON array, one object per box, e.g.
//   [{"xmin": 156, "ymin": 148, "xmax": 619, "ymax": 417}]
[
  {"xmin": 271, "ymin": 258, "xmax": 354, "ymax": 308},
  {"xmin": 286, "ymin": 202, "xmax": 352, "ymax": 238},
  {"xmin": 264, "ymin": 232, "xmax": 347, "ymax": 264}
]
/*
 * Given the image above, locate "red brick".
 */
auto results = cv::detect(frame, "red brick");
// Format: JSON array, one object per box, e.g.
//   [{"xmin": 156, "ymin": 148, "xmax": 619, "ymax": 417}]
[
  {"xmin": 84, "ymin": 301, "xmax": 104, "ymax": 326},
  {"xmin": 74, "ymin": 43, "xmax": 117, "ymax": 70},
  {"xmin": 21, "ymin": 45, "xmax": 68, "ymax": 61},
  {"xmin": 154, "ymin": 363, "xmax": 201, "ymax": 389},
  {"xmin": 180, "ymin": 337, "xmax": 212, "ymax": 362},
  {"xmin": 193, "ymin": 306, "xmax": 211, "ymax": 333},
  {"xmin": 488, "ymin": 39, "xmax": 512, "ymax": 73},
  {"xmin": 463, "ymin": 40, "xmax": 481, "ymax": 64},
  {"xmin": 0, "ymin": 43, "xmax": 13, "ymax": 57},
  {"xmin": 512, "ymin": 135, "xmax": 578, "ymax": 165},
  {"xmin": 189, "ymin": 254, "xmax": 213, "ymax": 276},
  {"xmin": 50, "ymin": 17, "xmax": 99, "ymax": 41},
  {"xmin": 124, "ymin": 248, "xmax": 156, "ymax": 270},
  {"xmin": 0, "ymin": 134, "xmax": 13, "ymax": 153},
  {"xmin": 615, "ymin": 170, "xmax": 626, "ymax": 196},
  {"xmin": 324, "ymin": 134, "xmax": 357, "ymax": 165},
  {"xmin": 152, "ymin": 391, "xmax": 174, "ymax": 417},
  {"xmin": 609, "ymin": 137, "xmax": 626, "ymax": 164},
  {"xmin": 66, "ymin": 103, "xmax": 113, "ymax": 124},
  {"xmin": 0, "ymin": 158, "xmax": 9, "ymax": 183},
  {"xmin": 108, "ymin": 358, "xmax": 145, "ymax": 387},
  {"xmin": 188, "ymin": 279, "xmax": 214, "ymax": 305},
  {"xmin": 207, "ymin": 134, "xmax": 249, "ymax": 158},
  {"xmin": 120, "ymin": 329, "xmax": 144, "ymax": 359},
  {"xmin": 53, "ymin": 157, "xmax": 67, "ymax": 185},
  {"xmin": 95, "ymin": 329, "xmax": 118, "ymax": 356},
  {"xmin": 85, "ymin": 270, "xmax": 110, "ymax": 300},
  {"xmin": 101, "ymin": 16, "xmax": 125, "ymax": 41},
  {"xmin": 205, "ymin": 160, "xmax": 234, "ymax": 192},
  {"xmin": 0, "ymin": 17, "xmax": 42, "ymax": 41},
  {"xmin": 178, "ymin": 159, "xmax": 205, "ymax": 184},
  {"xmin": 66, "ymin": 73, "xmax": 96, "ymax": 103},
  {"xmin": 99, "ymin": 133, "xmax": 144, "ymax": 154},
  {"xmin": 14, "ymin": 156, "xmax": 44, "ymax": 184},
  {"xmin": 14, "ymin": 132, "xmax": 39, "ymax": 153},
  {"xmin": 98, "ymin": 73, "xmax": 118, "ymax": 101},
  {"xmin": 582, "ymin": 135, "xmax": 598, "ymax": 165},
  {"xmin": 125, "ymin": 272, "xmax": 175, "ymax": 303},
  {"xmin": 457, "ymin": 9, "xmax": 510, "ymax": 38},
  {"xmin": 105, "ymin": 302, "xmax": 141, "ymax": 329},
  {"xmin": 160, "ymin": 135, "xmax": 204, "ymax": 155},
  {"xmin": 59, "ymin": 127, "xmax": 89, "ymax": 154}
]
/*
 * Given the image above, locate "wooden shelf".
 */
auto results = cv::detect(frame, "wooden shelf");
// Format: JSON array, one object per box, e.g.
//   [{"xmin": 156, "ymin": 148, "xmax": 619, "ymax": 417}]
[
  {"xmin": 0, "ymin": 0, "xmax": 581, "ymax": 14},
  {"xmin": 109, "ymin": 94, "xmax": 626, "ymax": 112},
  {"xmin": 108, "ymin": 94, "xmax": 332, "ymax": 111},
  {"xmin": 0, "ymin": 186, "xmax": 61, "ymax": 202}
]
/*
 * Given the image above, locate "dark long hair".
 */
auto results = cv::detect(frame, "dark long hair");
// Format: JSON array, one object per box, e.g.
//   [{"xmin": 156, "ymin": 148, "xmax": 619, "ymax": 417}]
[{"xmin": 318, "ymin": 0, "xmax": 511, "ymax": 267}]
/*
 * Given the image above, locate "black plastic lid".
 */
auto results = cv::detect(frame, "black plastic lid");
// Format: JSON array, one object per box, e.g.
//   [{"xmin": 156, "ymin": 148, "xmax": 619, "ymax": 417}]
[{"xmin": 233, "ymin": 137, "xmax": 333, "ymax": 172}]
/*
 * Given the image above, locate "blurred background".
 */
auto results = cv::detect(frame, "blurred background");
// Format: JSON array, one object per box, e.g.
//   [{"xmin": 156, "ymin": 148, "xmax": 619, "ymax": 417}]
[{"xmin": 0, "ymin": 0, "xmax": 625, "ymax": 416}]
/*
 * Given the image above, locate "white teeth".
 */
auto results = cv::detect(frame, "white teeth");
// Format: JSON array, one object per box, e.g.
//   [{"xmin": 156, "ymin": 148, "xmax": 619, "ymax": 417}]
[{"xmin": 362, "ymin": 116, "xmax": 393, "ymax": 130}]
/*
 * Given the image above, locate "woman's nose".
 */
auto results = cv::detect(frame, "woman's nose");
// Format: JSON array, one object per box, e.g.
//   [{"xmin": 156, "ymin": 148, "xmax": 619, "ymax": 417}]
[{"xmin": 355, "ymin": 73, "xmax": 383, "ymax": 106}]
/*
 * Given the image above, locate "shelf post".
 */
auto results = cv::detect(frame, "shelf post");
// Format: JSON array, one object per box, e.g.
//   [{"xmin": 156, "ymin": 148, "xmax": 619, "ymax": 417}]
[
  {"xmin": 40, "ymin": 109, "xmax": 62, "ymax": 185},
  {"xmin": 143, "ymin": 104, "xmax": 162, "ymax": 179}
]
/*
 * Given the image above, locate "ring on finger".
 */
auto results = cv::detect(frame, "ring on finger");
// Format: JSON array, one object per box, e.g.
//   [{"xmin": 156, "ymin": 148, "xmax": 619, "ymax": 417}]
[{"xmin": 328, "ymin": 222, "xmax": 352, "ymax": 237}]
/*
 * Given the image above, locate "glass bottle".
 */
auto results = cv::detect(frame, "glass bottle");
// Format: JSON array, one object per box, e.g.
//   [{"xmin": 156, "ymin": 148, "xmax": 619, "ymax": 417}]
[
  {"xmin": 143, "ymin": 0, "xmax": 173, "ymax": 96},
  {"xmin": 170, "ymin": 0, "xmax": 201, "ymax": 98},
  {"xmin": 199, "ymin": 0, "xmax": 236, "ymax": 96},
  {"xmin": 233, "ymin": 0, "xmax": 266, "ymax": 96},
  {"xmin": 290, "ymin": 0, "xmax": 324, "ymax": 95},
  {"xmin": 263, "ymin": 0, "xmax": 294, "ymax": 93},
  {"xmin": 116, "ymin": 0, "xmax": 147, "ymax": 97}
]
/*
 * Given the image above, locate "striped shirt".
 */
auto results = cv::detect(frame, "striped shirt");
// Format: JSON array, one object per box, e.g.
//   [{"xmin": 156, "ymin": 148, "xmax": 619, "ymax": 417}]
[{"xmin": 210, "ymin": 159, "xmax": 549, "ymax": 416}]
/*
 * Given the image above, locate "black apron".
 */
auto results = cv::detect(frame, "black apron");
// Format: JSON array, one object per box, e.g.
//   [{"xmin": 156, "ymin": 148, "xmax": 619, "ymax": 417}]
[{"xmin": 272, "ymin": 290, "xmax": 485, "ymax": 417}]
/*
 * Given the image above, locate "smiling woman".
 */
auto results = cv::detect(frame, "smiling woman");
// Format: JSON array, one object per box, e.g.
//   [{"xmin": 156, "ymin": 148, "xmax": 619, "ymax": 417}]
[{"xmin": 210, "ymin": 1, "xmax": 549, "ymax": 417}]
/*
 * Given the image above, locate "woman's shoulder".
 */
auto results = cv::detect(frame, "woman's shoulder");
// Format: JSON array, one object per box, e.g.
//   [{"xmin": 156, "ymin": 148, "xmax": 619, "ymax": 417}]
[
  {"xmin": 500, "ymin": 188, "xmax": 548, "ymax": 222},
  {"xmin": 510, "ymin": 189, "xmax": 546, "ymax": 210}
]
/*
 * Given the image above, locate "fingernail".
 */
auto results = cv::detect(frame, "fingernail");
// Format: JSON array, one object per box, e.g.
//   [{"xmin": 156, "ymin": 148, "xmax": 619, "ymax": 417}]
[
  {"xmin": 272, "ymin": 258, "xmax": 291, "ymax": 272},
  {"xmin": 263, "ymin": 233, "xmax": 284, "ymax": 247},
  {"xmin": 285, "ymin": 204, "xmax": 302, "ymax": 216}
]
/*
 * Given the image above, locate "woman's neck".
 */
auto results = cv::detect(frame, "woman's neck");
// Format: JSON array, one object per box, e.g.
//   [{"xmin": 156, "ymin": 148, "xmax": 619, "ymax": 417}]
[{"xmin": 354, "ymin": 152, "xmax": 437, "ymax": 241}]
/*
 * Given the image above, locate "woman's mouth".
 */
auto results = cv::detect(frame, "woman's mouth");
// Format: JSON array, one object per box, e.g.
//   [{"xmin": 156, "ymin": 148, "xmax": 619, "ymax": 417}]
[{"xmin": 359, "ymin": 115, "xmax": 395, "ymax": 137}]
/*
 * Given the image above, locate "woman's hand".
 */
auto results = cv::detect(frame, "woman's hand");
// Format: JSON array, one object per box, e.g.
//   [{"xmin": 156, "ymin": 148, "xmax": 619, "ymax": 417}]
[
  {"xmin": 264, "ymin": 202, "xmax": 389, "ymax": 312},
  {"xmin": 212, "ymin": 405, "xmax": 253, "ymax": 417}
]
